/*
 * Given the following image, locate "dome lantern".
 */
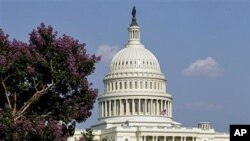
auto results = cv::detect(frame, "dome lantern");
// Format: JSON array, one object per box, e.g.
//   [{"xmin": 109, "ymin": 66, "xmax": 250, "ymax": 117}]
[{"xmin": 128, "ymin": 6, "xmax": 141, "ymax": 44}]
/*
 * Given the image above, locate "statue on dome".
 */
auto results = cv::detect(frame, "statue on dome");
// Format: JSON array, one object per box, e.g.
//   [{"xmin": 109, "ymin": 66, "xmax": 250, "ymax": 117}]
[
  {"xmin": 130, "ymin": 6, "xmax": 138, "ymax": 26},
  {"xmin": 132, "ymin": 6, "xmax": 136, "ymax": 18}
]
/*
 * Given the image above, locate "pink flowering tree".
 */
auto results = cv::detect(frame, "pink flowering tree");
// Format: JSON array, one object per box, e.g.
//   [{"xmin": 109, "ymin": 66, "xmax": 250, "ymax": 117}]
[{"xmin": 0, "ymin": 23, "xmax": 100, "ymax": 141}]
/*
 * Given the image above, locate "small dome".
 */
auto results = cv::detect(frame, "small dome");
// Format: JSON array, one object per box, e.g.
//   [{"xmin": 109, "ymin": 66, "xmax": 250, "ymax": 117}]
[{"xmin": 109, "ymin": 44, "xmax": 161, "ymax": 73}]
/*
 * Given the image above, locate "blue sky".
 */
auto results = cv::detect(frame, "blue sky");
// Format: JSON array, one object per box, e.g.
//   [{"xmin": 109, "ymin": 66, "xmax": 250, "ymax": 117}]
[{"xmin": 1, "ymin": 0, "xmax": 249, "ymax": 132}]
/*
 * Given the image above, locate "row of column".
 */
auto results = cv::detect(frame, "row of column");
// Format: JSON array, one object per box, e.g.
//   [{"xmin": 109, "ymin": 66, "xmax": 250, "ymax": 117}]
[
  {"xmin": 140, "ymin": 136, "xmax": 196, "ymax": 141},
  {"xmin": 99, "ymin": 98, "xmax": 172, "ymax": 118},
  {"xmin": 105, "ymin": 80, "xmax": 166, "ymax": 92},
  {"xmin": 129, "ymin": 29, "xmax": 140, "ymax": 40}
]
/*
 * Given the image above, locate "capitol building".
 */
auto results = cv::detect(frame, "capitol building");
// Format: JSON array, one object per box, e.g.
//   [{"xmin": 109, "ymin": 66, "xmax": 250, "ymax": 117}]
[{"xmin": 68, "ymin": 7, "xmax": 229, "ymax": 141}]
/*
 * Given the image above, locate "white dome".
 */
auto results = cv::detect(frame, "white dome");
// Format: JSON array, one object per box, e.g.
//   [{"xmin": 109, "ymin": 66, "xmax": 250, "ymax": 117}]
[
  {"xmin": 95, "ymin": 13, "xmax": 174, "ymax": 129},
  {"xmin": 109, "ymin": 44, "xmax": 161, "ymax": 73}
]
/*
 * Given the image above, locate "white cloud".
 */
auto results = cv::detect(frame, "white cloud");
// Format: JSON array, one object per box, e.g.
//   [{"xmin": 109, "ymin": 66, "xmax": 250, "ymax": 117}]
[
  {"xmin": 182, "ymin": 57, "xmax": 223, "ymax": 78},
  {"xmin": 95, "ymin": 44, "xmax": 120, "ymax": 63}
]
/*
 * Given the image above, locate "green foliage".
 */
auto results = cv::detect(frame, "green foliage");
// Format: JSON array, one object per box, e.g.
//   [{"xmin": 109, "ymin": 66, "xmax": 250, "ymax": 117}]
[{"xmin": 81, "ymin": 128, "xmax": 94, "ymax": 141}]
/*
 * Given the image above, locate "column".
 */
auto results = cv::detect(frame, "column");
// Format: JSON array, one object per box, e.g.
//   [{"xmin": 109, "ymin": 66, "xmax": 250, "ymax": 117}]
[
  {"xmin": 170, "ymin": 101, "xmax": 172, "ymax": 117},
  {"xmin": 164, "ymin": 136, "xmax": 166, "ymax": 141},
  {"xmin": 164, "ymin": 101, "xmax": 167, "ymax": 112},
  {"xmin": 126, "ymin": 99, "xmax": 129, "ymax": 115},
  {"xmin": 105, "ymin": 101, "xmax": 107, "ymax": 117},
  {"xmin": 114, "ymin": 100, "xmax": 116, "ymax": 116},
  {"xmin": 167, "ymin": 101, "xmax": 170, "ymax": 117},
  {"xmin": 138, "ymin": 99, "xmax": 141, "ymax": 115},
  {"xmin": 99, "ymin": 102, "xmax": 101, "ymax": 118},
  {"xmin": 122, "ymin": 99, "xmax": 124, "ymax": 115},
  {"xmin": 109, "ymin": 100, "xmax": 111, "ymax": 116},
  {"xmin": 148, "ymin": 100, "xmax": 150, "ymax": 115},
  {"xmin": 161, "ymin": 100, "xmax": 163, "ymax": 112},
  {"xmin": 132, "ymin": 99, "xmax": 135, "ymax": 115},
  {"xmin": 153, "ymin": 100, "xmax": 156, "ymax": 115},
  {"xmin": 173, "ymin": 136, "xmax": 175, "ymax": 141},
  {"xmin": 144, "ymin": 99, "xmax": 147, "ymax": 115},
  {"xmin": 119, "ymin": 99, "xmax": 122, "ymax": 115},
  {"xmin": 101, "ymin": 102, "xmax": 103, "ymax": 117},
  {"xmin": 181, "ymin": 136, "xmax": 183, "ymax": 141},
  {"xmin": 157, "ymin": 99, "xmax": 159, "ymax": 115},
  {"xmin": 152, "ymin": 100, "xmax": 154, "ymax": 115},
  {"xmin": 183, "ymin": 137, "xmax": 186, "ymax": 141}
]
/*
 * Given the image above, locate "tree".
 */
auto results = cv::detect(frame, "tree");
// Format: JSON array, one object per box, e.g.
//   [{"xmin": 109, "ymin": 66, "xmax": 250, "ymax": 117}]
[
  {"xmin": 81, "ymin": 128, "xmax": 94, "ymax": 141},
  {"xmin": 0, "ymin": 23, "xmax": 100, "ymax": 141}
]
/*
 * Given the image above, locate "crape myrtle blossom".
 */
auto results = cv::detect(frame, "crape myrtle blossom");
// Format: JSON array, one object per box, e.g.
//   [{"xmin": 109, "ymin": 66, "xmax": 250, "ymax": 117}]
[{"xmin": 0, "ymin": 23, "xmax": 100, "ymax": 140}]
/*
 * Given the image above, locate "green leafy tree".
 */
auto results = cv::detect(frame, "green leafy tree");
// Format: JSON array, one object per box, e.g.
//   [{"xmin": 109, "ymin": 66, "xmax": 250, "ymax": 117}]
[
  {"xmin": 81, "ymin": 128, "xmax": 94, "ymax": 141},
  {"xmin": 0, "ymin": 23, "xmax": 100, "ymax": 141}
]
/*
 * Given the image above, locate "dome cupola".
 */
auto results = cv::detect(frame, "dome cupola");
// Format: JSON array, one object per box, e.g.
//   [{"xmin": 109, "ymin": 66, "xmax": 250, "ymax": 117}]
[{"xmin": 109, "ymin": 6, "xmax": 162, "ymax": 74}]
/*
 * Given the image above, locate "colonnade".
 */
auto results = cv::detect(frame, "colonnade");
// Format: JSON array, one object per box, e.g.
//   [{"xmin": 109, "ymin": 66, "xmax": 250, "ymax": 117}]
[
  {"xmin": 99, "ymin": 98, "xmax": 172, "ymax": 118},
  {"xmin": 129, "ymin": 28, "xmax": 140, "ymax": 40},
  {"xmin": 140, "ymin": 136, "xmax": 196, "ymax": 141}
]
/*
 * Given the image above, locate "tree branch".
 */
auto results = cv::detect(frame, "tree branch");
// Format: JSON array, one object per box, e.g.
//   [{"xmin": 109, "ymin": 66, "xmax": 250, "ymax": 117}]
[
  {"xmin": 41, "ymin": 112, "xmax": 52, "ymax": 118},
  {"xmin": 14, "ymin": 83, "xmax": 54, "ymax": 121},
  {"xmin": 32, "ymin": 77, "xmax": 39, "ymax": 91},
  {"xmin": 1, "ymin": 80, "xmax": 12, "ymax": 109},
  {"xmin": 13, "ymin": 92, "xmax": 17, "ymax": 117}
]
